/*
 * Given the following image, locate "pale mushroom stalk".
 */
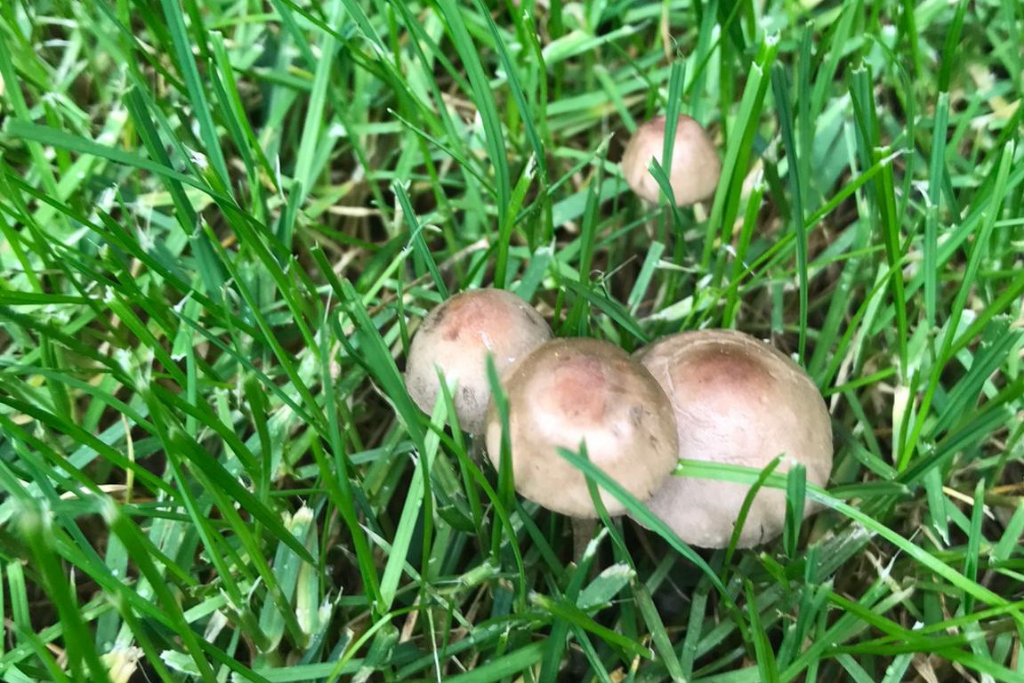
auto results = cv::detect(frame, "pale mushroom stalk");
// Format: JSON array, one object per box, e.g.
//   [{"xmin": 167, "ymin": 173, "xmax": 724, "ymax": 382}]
[{"xmin": 571, "ymin": 517, "xmax": 597, "ymax": 565}]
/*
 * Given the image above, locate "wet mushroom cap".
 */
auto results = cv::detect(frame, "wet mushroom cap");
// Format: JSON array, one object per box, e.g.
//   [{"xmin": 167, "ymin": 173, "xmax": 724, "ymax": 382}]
[
  {"xmin": 405, "ymin": 289, "xmax": 552, "ymax": 434},
  {"xmin": 634, "ymin": 330, "xmax": 833, "ymax": 548},
  {"xmin": 485, "ymin": 338, "xmax": 679, "ymax": 518},
  {"xmin": 621, "ymin": 115, "xmax": 721, "ymax": 206}
]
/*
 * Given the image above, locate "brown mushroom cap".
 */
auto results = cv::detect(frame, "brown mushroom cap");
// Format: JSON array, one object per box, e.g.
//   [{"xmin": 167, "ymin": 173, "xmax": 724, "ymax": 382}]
[
  {"xmin": 405, "ymin": 289, "xmax": 552, "ymax": 434},
  {"xmin": 634, "ymin": 330, "xmax": 833, "ymax": 548},
  {"xmin": 621, "ymin": 115, "xmax": 721, "ymax": 206},
  {"xmin": 484, "ymin": 338, "xmax": 679, "ymax": 518}
]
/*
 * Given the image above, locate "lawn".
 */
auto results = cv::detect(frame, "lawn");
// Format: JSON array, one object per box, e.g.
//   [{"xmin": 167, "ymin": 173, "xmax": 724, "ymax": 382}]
[{"xmin": 0, "ymin": 0, "xmax": 1022, "ymax": 682}]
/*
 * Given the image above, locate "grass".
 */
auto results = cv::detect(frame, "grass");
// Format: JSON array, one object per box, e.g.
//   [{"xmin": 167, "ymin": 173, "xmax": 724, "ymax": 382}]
[{"xmin": 0, "ymin": 0, "xmax": 1022, "ymax": 681}]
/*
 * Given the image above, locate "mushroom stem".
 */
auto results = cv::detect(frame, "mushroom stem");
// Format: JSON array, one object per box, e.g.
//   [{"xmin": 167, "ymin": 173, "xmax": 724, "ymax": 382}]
[
  {"xmin": 468, "ymin": 434, "xmax": 487, "ymax": 466},
  {"xmin": 571, "ymin": 517, "xmax": 597, "ymax": 565}
]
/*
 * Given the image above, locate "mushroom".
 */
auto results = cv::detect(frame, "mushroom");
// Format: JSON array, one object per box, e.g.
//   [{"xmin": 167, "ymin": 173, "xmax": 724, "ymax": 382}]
[
  {"xmin": 634, "ymin": 330, "xmax": 833, "ymax": 548},
  {"xmin": 405, "ymin": 288, "xmax": 552, "ymax": 434},
  {"xmin": 620, "ymin": 115, "xmax": 721, "ymax": 206},
  {"xmin": 484, "ymin": 338, "xmax": 679, "ymax": 518}
]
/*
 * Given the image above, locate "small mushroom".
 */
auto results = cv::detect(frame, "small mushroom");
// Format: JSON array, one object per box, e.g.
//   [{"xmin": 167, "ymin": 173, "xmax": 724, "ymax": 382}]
[
  {"xmin": 634, "ymin": 330, "xmax": 833, "ymax": 548},
  {"xmin": 405, "ymin": 289, "xmax": 552, "ymax": 434},
  {"xmin": 484, "ymin": 338, "xmax": 679, "ymax": 518},
  {"xmin": 621, "ymin": 115, "xmax": 721, "ymax": 206}
]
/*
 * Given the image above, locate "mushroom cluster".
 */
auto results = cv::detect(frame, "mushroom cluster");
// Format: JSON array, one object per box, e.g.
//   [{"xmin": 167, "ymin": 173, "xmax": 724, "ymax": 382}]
[
  {"xmin": 405, "ymin": 290, "xmax": 833, "ymax": 548},
  {"xmin": 401, "ymin": 114, "xmax": 832, "ymax": 550}
]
